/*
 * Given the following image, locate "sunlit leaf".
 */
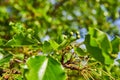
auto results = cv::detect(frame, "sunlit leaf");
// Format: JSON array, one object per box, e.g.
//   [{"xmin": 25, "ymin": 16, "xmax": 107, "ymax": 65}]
[{"xmin": 25, "ymin": 55, "xmax": 66, "ymax": 80}]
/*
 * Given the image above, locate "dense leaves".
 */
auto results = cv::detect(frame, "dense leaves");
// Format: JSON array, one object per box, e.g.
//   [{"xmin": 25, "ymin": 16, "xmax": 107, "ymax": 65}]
[{"xmin": 0, "ymin": 0, "xmax": 120, "ymax": 80}]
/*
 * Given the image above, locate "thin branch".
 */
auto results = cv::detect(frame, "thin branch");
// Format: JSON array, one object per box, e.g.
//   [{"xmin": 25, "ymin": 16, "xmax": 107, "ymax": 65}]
[{"xmin": 63, "ymin": 64, "xmax": 80, "ymax": 70}]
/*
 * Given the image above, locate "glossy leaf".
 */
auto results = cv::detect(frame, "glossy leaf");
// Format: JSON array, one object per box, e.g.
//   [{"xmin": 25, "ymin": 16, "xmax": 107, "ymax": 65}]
[{"xmin": 25, "ymin": 55, "xmax": 66, "ymax": 80}]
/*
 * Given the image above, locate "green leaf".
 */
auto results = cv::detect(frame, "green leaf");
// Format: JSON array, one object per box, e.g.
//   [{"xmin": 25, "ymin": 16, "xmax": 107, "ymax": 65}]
[
  {"xmin": 0, "ymin": 49, "xmax": 13, "ymax": 66},
  {"xmin": 42, "ymin": 41, "xmax": 53, "ymax": 53},
  {"xmin": 74, "ymin": 47, "xmax": 87, "ymax": 56},
  {"xmin": 85, "ymin": 35, "xmax": 105, "ymax": 64},
  {"xmin": 111, "ymin": 36, "xmax": 120, "ymax": 54},
  {"xmin": 25, "ymin": 55, "xmax": 66, "ymax": 80},
  {"xmin": 58, "ymin": 40, "xmax": 68, "ymax": 50},
  {"xmin": 11, "ymin": 22, "xmax": 25, "ymax": 34},
  {"xmin": 49, "ymin": 40, "xmax": 59, "ymax": 50},
  {"xmin": 5, "ymin": 32, "xmax": 37, "ymax": 46},
  {"xmin": 56, "ymin": 35, "xmax": 64, "ymax": 44},
  {"xmin": 0, "ymin": 39, "xmax": 5, "ymax": 46},
  {"xmin": 89, "ymin": 27, "xmax": 112, "ymax": 54},
  {"xmin": 58, "ymin": 36, "xmax": 76, "ymax": 50},
  {"xmin": 102, "ymin": 52, "xmax": 113, "ymax": 64},
  {"xmin": 85, "ymin": 28, "xmax": 114, "ymax": 64}
]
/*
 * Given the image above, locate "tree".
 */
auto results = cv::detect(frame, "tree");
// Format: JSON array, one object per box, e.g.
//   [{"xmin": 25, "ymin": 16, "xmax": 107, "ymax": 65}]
[{"xmin": 0, "ymin": 0, "xmax": 120, "ymax": 80}]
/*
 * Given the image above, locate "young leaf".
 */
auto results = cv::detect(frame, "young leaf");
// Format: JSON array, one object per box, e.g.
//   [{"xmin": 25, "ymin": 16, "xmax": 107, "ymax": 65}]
[{"xmin": 25, "ymin": 55, "xmax": 66, "ymax": 80}]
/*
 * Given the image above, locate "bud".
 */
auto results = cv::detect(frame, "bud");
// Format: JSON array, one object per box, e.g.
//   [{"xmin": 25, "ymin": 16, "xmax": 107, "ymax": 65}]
[
  {"xmin": 77, "ymin": 35, "xmax": 80, "ymax": 39},
  {"xmin": 70, "ymin": 31, "xmax": 74, "ymax": 36},
  {"xmin": 76, "ymin": 31, "xmax": 79, "ymax": 35}
]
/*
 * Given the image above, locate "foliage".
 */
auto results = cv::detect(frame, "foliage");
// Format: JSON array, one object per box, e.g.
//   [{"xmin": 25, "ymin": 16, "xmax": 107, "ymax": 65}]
[
  {"xmin": 25, "ymin": 56, "xmax": 66, "ymax": 80},
  {"xmin": 0, "ymin": 0, "xmax": 120, "ymax": 80}
]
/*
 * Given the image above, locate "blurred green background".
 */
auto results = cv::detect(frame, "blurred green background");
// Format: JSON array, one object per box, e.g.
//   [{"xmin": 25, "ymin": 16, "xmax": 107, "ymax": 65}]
[{"xmin": 0, "ymin": 0, "xmax": 120, "ymax": 41}]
